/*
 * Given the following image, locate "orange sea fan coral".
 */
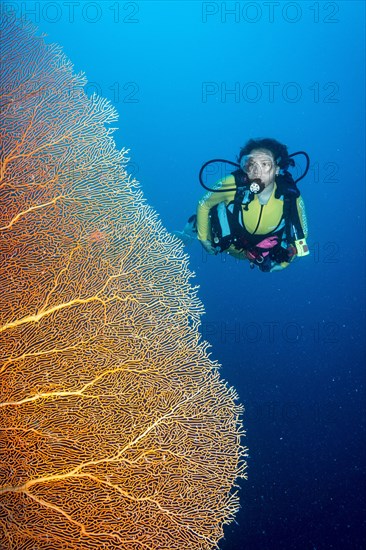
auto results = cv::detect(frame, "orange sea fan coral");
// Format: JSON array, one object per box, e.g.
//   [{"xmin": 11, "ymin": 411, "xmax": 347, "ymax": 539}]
[
  {"xmin": 87, "ymin": 229, "xmax": 109, "ymax": 245},
  {"xmin": 0, "ymin": 13, "xmax": 247, "ymax": 550}
]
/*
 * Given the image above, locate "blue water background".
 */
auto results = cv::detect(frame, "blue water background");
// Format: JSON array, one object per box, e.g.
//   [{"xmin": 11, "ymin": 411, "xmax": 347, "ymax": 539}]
[{"xmin": 13, "ymin": 1, "xmax": 365, "ymax": 548}]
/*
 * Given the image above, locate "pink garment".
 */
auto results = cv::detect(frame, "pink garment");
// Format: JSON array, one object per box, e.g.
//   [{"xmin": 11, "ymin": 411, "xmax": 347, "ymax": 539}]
[{"xmin": 246, "ymin": 236, "xmax": 278, "ymax": 260}]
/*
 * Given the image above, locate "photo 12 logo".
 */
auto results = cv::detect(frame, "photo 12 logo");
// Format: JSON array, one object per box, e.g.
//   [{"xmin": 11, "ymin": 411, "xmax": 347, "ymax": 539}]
[
  {"xmin": 1, "ymin": 2, "xmax": 140, "ymax": 24},
  {"xmin": 201, "ymin": 2, "xmax": 340, "ymax": 24},
  {"xmin": 84, "ymin": 81, "xmax": 140, "ymax": 104},
  {"xmin": 201, "ymin": 81, "xmax": 340, "ymax": 104},
  {"xmin": 201, "ymin": 320, "xmax": 343, "ymax": 344}
]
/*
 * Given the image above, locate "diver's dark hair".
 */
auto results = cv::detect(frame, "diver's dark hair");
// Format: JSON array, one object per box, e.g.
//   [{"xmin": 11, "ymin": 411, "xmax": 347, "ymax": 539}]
[{"xmin": 237, "ymin": 138, "xmax": 291, "ymax": 170}]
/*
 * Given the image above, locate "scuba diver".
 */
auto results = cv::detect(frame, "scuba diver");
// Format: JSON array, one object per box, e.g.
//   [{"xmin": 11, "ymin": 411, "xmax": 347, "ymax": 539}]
[{"xmin": 175, "ymin": 137, "xmax": 309, "ymax": 273}]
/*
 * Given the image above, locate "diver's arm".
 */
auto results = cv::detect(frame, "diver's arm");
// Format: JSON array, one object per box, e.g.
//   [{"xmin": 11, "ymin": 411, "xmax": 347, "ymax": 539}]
[{"xmin": 196, "ymin": 175, "xmax": 236, "ymax": 243}]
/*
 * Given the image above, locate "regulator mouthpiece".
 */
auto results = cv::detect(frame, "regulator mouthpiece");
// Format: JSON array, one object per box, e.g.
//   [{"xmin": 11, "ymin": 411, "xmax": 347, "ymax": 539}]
[{"xmin": 249, "ymin": 179, "xmax": 265, "ymax": 194}]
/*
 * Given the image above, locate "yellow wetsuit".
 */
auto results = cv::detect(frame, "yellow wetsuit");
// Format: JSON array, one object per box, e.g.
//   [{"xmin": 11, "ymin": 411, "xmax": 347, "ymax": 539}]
[{"xmin": 196, "ymin": 174, "xmax": 308, "ymax": 269}]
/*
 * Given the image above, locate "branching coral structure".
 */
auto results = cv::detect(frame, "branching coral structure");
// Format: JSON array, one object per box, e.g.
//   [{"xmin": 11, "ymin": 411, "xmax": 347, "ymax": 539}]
[{"xmin": 0, "ymin": 13, "xmax": 247, "ymax": 550}]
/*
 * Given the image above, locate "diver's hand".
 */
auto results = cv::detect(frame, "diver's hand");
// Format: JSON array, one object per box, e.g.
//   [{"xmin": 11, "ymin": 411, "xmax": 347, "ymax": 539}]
[
  {"xmin": 199, "ymin": 239, "xmax": 217, "ymax": 255},
  {"xmin": 269, "ymin": 262, "xmax": 288, "ymax": 272}
]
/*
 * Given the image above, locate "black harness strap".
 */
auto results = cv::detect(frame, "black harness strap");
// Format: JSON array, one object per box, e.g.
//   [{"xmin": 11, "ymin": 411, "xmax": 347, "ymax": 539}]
[
  {"xmin": 231, "ymin": 169, "xmax": 250, "ymax": 219},
  {"xmin": 276, "ymin": 172, "xmax": 305, "ymax": 244}
]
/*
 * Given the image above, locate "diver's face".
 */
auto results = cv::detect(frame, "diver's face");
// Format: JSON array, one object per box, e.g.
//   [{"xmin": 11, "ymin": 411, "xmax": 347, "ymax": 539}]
[{"xmin": 241, "ymin": 149, "xmax": 279, "ymax": 187}]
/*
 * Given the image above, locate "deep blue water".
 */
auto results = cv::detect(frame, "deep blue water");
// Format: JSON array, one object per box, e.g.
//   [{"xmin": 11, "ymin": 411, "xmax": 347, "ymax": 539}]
[{"xmin": 10, "ymin": 1, "xmax": 366, "ymax": 548}]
